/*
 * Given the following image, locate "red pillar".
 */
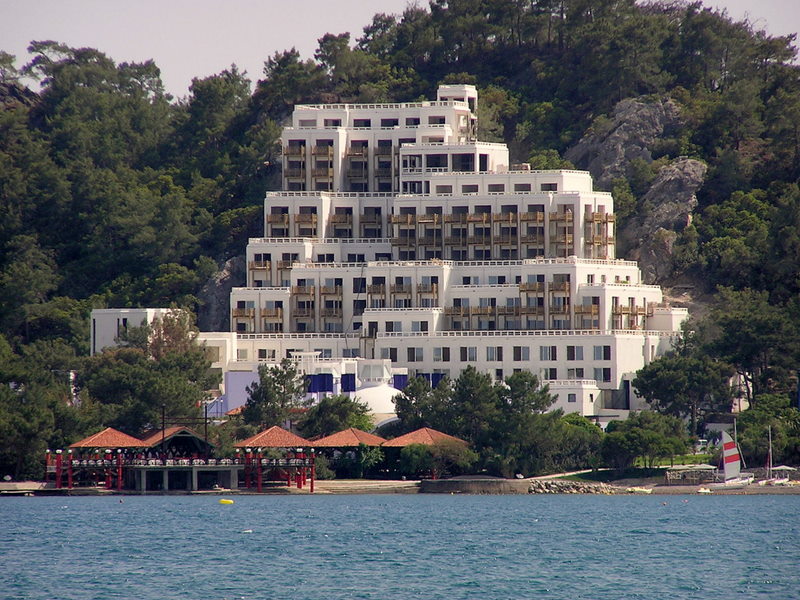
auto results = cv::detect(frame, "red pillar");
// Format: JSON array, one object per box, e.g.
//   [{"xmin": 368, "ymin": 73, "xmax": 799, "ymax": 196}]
[
  {"xmin": 310, "ymin": 450, "xmax": 315, "ymax": 494},
  {"xmin": 44, "ymin": 450, "xmax": 51, "ymax": 485},
  {"xmin": 244, "ymin": 449, "xmax": 251, "ymax": 489},
  {"xmin": 256, "ymin": 450, "xmax": 263, "ymax": 493},
  {"xmin": 67, "ymin": 450, "xmax": 73, "ymax": 489},
  {"xmin": 116, "ymin": 450, "xmax": 123, "ymax": 491},
  {"xmin": 105, "ymin": 451, "xmax": 113, "ymax": 489},
  {"xmin": 55, "ymin": 451, "xmax": 63, "ymax": 489}
]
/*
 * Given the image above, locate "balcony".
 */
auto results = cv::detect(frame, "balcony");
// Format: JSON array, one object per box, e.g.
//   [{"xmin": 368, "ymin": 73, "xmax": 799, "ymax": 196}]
[
  {"xmin": 548, "ymin": 304, "xmax": 571, "ymax": 314},
  {"xmin": 445, "ymin": 237, "xmax": 467, "ymax": 246},
  {"xmin": 312, "ymin": 168, "xmax": 333, "ymax": 177},
  {"xmin": 467, "ymin": 235, "xmax": 492, "ymax": 245},
  {"xmin": 330, "ymin": 214, "xmax": 353, "ymax": 224},
  {"xmin": 346, "ymin": 168, "xmax": 367, "ymax": 178},
  {"xmin": 550, "ymin": 234, "xmax": 574, "ymax": 245},
  {"xmin": 267, "ymin": 214, "xmax": 289, "ymax": 223},
  {"xmin": 284, "ymin": 168, "xmax": 305, "ymax": 178},
  {"xmin": 311, "ymin": 146, "xmax": 333, "ymax": 156},
  {"xmin": 520, "ymin": 282, "xmax": 545, "ymax": 293},
  {"xmin": 416, "ymin": 214, "xmax": 441, "ymax": 224},
  {"xmin": 417, "ymin": 283, "xmax": 438, "ymax": 294},
  {"xmin": 469, "ymin": 306, "xmax": 495, "ymax": 316},
  {"xmin": 374, "ymin": 147, "xmax": 393, "ymax": 156},
  {"xmin": 390, "ymin": 214, "xmax": 416, "ymax": 224},
  {"xmin": 261, "ymin": 308, "xmax": 283, "ymax": 319},
  {"xmin": 367, "ymin": 284, "xmax": 386, "ymax": 295},
  {"xmin": 293, "ymin": 307, "xmax": 315, "ymax": 318},
  {"xmin": 346, "ymin": 147, "xmax": 368, "ymax": 157},
  {"xmin": 444, "ymin": 306, "xmax": 466, "ymax": 316},
  {"xmin": 418, "ymin": 236, "xmax": 442, "ymax": 246},
  {"xmin": 492, "ymin": 212, "xmax": 518, "ymax": 222},
  {"xmin": 283, "ymin": 146, "xmax": 306, "ymax": 156},
  {"xmin": 292, "ymin": 285, "xmax": 315, "ymax": 295},
  {"xmin": 573, "ymin": 305, "xmax": 599, "ymax": 315},
  {"xmin": 277, "ymin": 260, "xmax": 294, "ymax": 269},
  {"xmin": 467, "ymin": 213, "xmax": 491, "ymax": 223},
  {"xmin": 549, "ymin": 212, "xmax": 574, "ymax": 223},
  {"xmin": 497, "ymin": 306, "xmax": 520, "ymax": 316},
  {"xmin": 320, "ymin": 308, "xmax": 343, "ymax": 318},
  {"xmin": 359, "ymin": 213, "xmax": 382, "ymax": 224},
  {"xmin": 520, "ymin": 212, "xmax": 545, "ymax": 223},
  {"xmin": 232, "ymin": 308, "xmax": 255, "ymax": 318},
  {"xmin": 390, "ymin": 237, "xmax": 415, "ymax": 246},
  {"xmin": 320, "ymin": 285, "xmax": 343, "ymax": 296},
  {"xmin": 612, "ymin": 305, "xmax": 632, "ymax": 315},
  {"xmin": 390, "ymin": 284, "xmax": 412, "ymax": 294},
  {"xmin": 521, "ymin": 235, "xmax": 545, "ymax": 244},
  {"xmin": 494, "ymin": 235, "xmax": 516, "ymax": 245},
  {"xmin": 295, "ymin": 214, "xmax": 318, "ymax": 224},
  {"xmin": 249, "ymin": 260, "xmax": 270, "ymax": 270},
  {"xmin": 374, "ymin": 167, "xmax": 392, "ymax": 177},
  {"xmin": 520, "ymin": 305, "xmax": 544, "ymax": 315},
  {"xmin": 444, "ymin": 214, "xmax": 468, "ymax": 224},
  {"xmin": 549, "ymin": 282, "xmax": 571, "ymax": 292}
]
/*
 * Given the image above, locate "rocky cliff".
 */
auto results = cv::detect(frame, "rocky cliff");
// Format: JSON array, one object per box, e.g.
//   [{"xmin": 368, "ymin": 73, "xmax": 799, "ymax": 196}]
[
  {"xmin": 566, "ymin": 96, "xmax": 706, "ymax": 285},
  {"xmin": 197, "ymin": 256, "xmax": 246, "ymax": 332},
  {"xmin": 565, "ymin": 97, "xmax": 683, "ymax": 189}
]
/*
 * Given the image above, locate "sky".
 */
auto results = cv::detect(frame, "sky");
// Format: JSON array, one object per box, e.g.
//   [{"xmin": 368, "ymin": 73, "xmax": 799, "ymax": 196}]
[{"xmin": 1, "ymin": 0, "xmax": 798, "ymax": 99}]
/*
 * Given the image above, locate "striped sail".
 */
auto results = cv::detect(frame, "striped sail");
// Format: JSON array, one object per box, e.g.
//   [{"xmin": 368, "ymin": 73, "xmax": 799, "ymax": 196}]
[{"xmin": 721, "ymin": 431, "xmax": 741, "ymax": 481}]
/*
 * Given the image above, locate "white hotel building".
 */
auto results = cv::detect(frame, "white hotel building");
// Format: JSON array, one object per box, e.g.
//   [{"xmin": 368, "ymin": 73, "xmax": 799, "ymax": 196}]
[
  {"xmin": 92, "ymin": 85, "xmax": 686, "ymax": 424},
  {"xmin": 224, "ymin": 84, "xmax": 686, "ymax": 420}
]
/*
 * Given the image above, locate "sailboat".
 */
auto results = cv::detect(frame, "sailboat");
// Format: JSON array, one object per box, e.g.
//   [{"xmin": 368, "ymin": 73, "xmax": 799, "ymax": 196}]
[
  {"xmin": 708, "ymin": 431, "xmax": 753, "ymax": 489},
  {"xmin": 759, "ymin": 426, "xmax": 796, "ymax": 485}
]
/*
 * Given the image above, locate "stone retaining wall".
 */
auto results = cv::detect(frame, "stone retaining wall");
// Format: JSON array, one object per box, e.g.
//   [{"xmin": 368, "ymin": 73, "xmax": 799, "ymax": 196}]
[{"xmin": 528, "ymin": 480, "xmax": 618, "ymax": 494}]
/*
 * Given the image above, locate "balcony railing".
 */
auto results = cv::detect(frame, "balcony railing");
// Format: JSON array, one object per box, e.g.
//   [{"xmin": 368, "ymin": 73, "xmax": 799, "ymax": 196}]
[
  {"xmin": 311, "ymin": 146, "xmax": 333, "ymax": 156},
  {"xmin": 261, "ymin": 308, "xmax": 283, "ymax": 319},
  {"xmin": 295, "ymin": 214, "xmax": 318, "ymax": 223},
  {"xmin": 391, "ymin": 284, "xmax": 412, "ymax": 294},
  {"xmin": 232, "ymin": 308, "xmax": 255, "ymax": 318},
  {"xmin": 267, "ymin": 214, "xmax": 289, "ymax": 223},
  {"xmin": 283, "ymin": 146, "xmax": 306, "ymax": 156},
  {"xmin": 367, "ymin": 284, "xmax": 386, "ymax": 294},
  {"xmin": 330, "ymin": 214, "xmax": 353, "ymax": 224},
  {"xmin": 320, "ymin": 285, "xmax": 343, "ymax": 296},
  {"xmin": 520, "ymin": 282, "xmax": 545, "ymax": 293},
  {"xmin": 249, "ymin": 260, "xmax": 270, "ymax": 270},
  {"xmin": 291, "ymin": 286, "xmax": 315, "ymax": 295}
]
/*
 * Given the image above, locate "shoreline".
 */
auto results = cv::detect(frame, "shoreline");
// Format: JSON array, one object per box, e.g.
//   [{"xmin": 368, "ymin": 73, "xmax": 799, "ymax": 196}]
[{"xmin": 4, "ymin": 478, "xmax": 800, "ymax": 496}]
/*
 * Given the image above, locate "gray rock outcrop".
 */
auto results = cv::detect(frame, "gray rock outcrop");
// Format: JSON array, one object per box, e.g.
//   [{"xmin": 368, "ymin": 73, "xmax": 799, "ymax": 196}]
[
  {"xmin": 196, "ymin": 256, "xmax": 246, "ymax": 332},
  {"xmin": 619, "ymin": 158, "xmax": 707, "ymax": 283},
  {"xmin": 528, "ymin": 480, "xmax": 618, "ymax": 494},
  {"xmin": 565, "ymin": 97, "xmax": 682, "ymax": 189}
]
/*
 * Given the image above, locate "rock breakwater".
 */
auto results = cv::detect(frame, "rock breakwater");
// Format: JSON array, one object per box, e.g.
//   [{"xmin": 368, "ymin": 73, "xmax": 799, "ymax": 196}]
[{"xmin": 529, "ymin": 480, "xmax": 618, "ymax": 494}]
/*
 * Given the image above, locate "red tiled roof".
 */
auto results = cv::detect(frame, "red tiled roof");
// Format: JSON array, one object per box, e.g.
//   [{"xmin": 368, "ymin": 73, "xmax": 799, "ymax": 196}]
[
  {"xmin": 225, "ymin": 406, "xmax": 243, "ymax": 416},
  {"xmin": 139, "ymin": 426, "xmax": 205, "ymax": 448},
  {"xmin": 312, "ymin": 428, "xmax": 387, "ymax": 448},
  {"xmin": 69, "ymin": 427, "xmax": 144, "ymax": 449},
  {"xmin": 381, "ymin": 427, "xmax": 466, "ymax": 447},
  {"xmin": 234, "ymin": 426, "xmax": 311, "ymax": 448}
]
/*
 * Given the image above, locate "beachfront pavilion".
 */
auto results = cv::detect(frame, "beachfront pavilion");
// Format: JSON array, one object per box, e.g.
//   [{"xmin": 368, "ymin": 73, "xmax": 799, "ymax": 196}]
[
  {"xmin": 57, "ymin": 426, "xmax": 242, "ymax": 493},
  {"xmin": 234, "ymin": 426, "xmax": 315, "ymax": 492},
  {"xmin": 312, "ymin": 428, "xmax": 387, "ymax": 478},
  {"xmin": 380, "ymin": 427, "xmax": 469, "ymax": 479}
]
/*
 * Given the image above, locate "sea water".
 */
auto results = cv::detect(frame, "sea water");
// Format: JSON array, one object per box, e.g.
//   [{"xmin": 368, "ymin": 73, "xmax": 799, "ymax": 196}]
[{"xmin": 1, "ymin": 494, "xmax": 798, "ymax": 599}]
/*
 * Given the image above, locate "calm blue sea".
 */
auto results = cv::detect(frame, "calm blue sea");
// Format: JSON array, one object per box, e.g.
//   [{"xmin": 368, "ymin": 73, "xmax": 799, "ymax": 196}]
[{"xmin": 1, "ymin": 493, "xmax": 798, "ymax": 600}]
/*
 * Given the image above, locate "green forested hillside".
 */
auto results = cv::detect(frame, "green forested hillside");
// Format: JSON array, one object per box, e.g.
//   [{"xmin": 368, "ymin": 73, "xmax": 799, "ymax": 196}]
[{"xmin": 1, "ymin": 1, "xmax": 799, "ymax": 478}]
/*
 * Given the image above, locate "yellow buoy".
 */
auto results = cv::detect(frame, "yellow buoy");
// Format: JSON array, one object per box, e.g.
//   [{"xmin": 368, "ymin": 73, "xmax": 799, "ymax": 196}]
[{"xmin": 219, "ymin": 498, "xmax": 234, "ymax": 504}]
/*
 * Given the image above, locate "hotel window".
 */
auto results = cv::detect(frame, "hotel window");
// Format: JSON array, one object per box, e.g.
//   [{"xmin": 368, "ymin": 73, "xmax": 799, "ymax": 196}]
[
  {"xmin": 385, "ymin": 321, "xmax": 402, "ymax": 333},
  {"xmin": 486, "ymin": 346, "xmax": 503, "ymax": 361},
  {"xmin": 236, "ymin": 349, "xmax": 248, "ymax": 360},
  {"xmin": 412, "ymin": 321, "xmax": 429, "ymax": 332},
  {"xmin": 568, "ymin": 393, "xmax": 577, "ymax": 403},
  {"xmin": 543, "ymin": 368, "xmax": 557, "ymax": 379},
  {"xmin": 513, "ymin": 346, "xmax": 530, "ymax": 361},
  {"xmin": 541, "ymin": 183, "xmax": 558, "ymax": 191},
  {"xmin": 460, "ymin": 346, "xmax": 477, "ymax": 362},
  {"xmin": 567, "ymin": 345, "xmax": 584, "ymax": 360},
  {"xmin": 381, "ymin": 118, "xmax": 399, "ymax": 127},
  {"xmin": 488, "ymin": 184, "xmax": 505, "ymax": 192},
  {"xmin": 567, "ymin": 368, "xmax": 585, "ymax": 379},
  {"xmin": 407, "ymin": 347, "xmax": 423, "ymax": 362},
  {"xmin": 433, "ymin": 347, "xmax": 451, "ymax": 362},
  {"xmin": 514, "ymin": 183, "xmax": 531, "ymax": 192},
  {"xmin": 593, "ymin": 345, "xmax": 612, "ymax": 360},
  {"xmin": 593, "ymin": 367, "xmax": 612, "ymax": 382},
  {"xmin": 381, "ymin": 347, "xmax": 398, "ymax": 361},
  {"xmin": 405, "ymin": 117, "xmax": 420, "ymax": 126},
  {"xmin": 539, "ymin": 345, "xmax": 557, "ymax": 361},
  {"xmin": 354, "ymin": 118, "xmax": 371, "ymax": 127},
  {"xmin": 462, "ymin": 184, "xmax": 479, "ymax": 193}
]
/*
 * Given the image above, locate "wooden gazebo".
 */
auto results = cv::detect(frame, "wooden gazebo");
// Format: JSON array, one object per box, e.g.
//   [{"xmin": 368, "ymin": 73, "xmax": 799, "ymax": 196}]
[{"xmin": 234, "ymin": 426, "xmax": 315, "ymax": 492}]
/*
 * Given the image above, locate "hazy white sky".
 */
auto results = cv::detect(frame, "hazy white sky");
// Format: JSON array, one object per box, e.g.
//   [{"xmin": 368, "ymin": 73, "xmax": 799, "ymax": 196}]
[{"xmin": 1, "ymin": 0, "xmax": 798, "ymax": 98}]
